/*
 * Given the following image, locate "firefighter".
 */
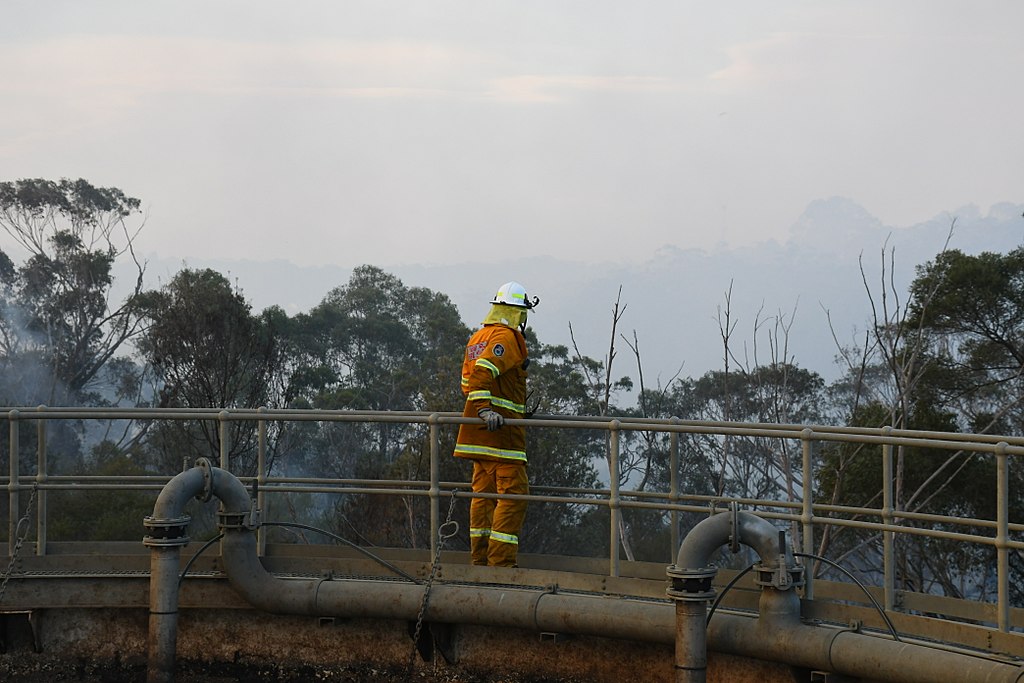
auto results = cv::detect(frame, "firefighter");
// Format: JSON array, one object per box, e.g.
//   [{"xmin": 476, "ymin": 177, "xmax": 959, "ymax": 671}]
[{"xmin": 454, "ymin": 281, "xmax": 538, "ymax": 567}]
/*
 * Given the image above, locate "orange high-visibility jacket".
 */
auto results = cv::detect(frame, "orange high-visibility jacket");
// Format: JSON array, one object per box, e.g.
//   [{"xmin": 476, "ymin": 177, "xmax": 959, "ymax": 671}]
[{"xmin": 453, "ymin": 323, "xmax": 529, "ymax": 463}]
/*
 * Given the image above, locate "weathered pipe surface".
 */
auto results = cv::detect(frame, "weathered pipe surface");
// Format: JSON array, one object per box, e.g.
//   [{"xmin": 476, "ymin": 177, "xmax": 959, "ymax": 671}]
[
  {"xmin": 221, "ymin": 525, "xmax": 674, "ymax": 642},
  {"xmin": 148, "ymin": 466, "xmax": 1024, "ymax": 683},
  {"xmin": 674, "ymin": 510, "xmax": 790, "ymax": 572},
  {"xmin": 708, "ymin": 605, "xmax": 1024, "ymax": 683}
]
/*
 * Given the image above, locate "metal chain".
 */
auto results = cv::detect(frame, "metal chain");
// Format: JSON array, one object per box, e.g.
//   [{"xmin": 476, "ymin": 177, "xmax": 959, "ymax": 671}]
[
  {"xmin": 0, "ymin": 485, "xmax": 38, "ymax": 606},
  {"xmin": 408, "ymin": 489, "xmax": 460, "ymax": 674}
]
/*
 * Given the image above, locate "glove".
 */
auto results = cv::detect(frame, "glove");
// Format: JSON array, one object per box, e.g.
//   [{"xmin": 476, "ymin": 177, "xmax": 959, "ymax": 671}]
[{"xmin": 478, "ymin": 408, "xmax": 505, "ymax": 431}]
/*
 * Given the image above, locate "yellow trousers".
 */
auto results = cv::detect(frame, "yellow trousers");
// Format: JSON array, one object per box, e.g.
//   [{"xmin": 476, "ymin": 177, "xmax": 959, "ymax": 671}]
[{"xmin": 468, "ymin": 460, "xmax": 529, "ymax": 567}]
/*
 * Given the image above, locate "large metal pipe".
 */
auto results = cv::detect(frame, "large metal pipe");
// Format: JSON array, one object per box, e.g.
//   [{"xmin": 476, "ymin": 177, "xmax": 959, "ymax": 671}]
[
  {"xmin": 144, "ymin": 463, "xmax": 674, "ymax": 682},
  {"xmin": 710, "ymin": 590, "xmax": 1024, "ymax": 683},
  {"xmin": 219, "ymin": 519, "xmax": 673, "ymax": 639},
  {"xmin": 668, "ymin": 509, "xmax": 798, "ymax": 683},
  {"xmin": 669, "ymin": 510, "xmax": 1024, "ymax": 683},
  {"xmin": 144, "ymin": 465, "xmax": 209, "ymax": 683},
  {"xmin": 147, "ymin": 466, "xmax": 1024, "ymax": 683},
  {"xmin": 674, "ymin": 509, "xmax": 791, "ymax": 571}
]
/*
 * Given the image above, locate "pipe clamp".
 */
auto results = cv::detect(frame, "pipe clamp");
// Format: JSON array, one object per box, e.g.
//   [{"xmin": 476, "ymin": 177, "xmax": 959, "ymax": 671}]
[
  {"xmin": 753, "ymin": 563, "xmax": 805, "ymax": 591},
  {"xmin": 194, "ymin": 457, "xmax": 214, "ymax": 502}
]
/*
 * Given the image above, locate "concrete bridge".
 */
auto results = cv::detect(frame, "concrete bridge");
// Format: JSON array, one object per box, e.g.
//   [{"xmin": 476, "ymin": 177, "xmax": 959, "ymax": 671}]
[{"xmin": 1, "ymin": 407, "xmax": 1022, "ymax": 682}]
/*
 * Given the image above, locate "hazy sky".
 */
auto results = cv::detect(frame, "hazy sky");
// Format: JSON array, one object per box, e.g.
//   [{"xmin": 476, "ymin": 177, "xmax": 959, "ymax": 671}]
[{"xmin": 2, "ymin": 1, "xmax": 1021, "ymax": 269}]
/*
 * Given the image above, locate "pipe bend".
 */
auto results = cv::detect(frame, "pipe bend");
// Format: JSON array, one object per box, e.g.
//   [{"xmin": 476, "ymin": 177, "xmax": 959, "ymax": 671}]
[
  {"xmin": 674, "ymin": 510, "xmax": 790, "ymax": 571},
  {"xmin": 150, "ymin": 463, "xmax": 251, "ymax": 520},
  {"xmin": 209, "ymin": 466, "xmax": 253, "ymax": 513},
  {"xmin": 151, "ymin": 468, "xmax": 206, "ymax": 519}
]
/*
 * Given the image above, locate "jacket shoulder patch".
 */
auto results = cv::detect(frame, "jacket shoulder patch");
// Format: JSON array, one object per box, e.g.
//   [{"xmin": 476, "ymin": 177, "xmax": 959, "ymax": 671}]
[{"xmin": 467, "ymin": 341, "xmax": 488, "ymax": 361}]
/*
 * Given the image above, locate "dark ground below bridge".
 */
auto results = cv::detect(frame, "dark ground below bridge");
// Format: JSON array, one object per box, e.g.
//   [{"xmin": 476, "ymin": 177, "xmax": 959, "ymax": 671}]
[{"xmin": 0, "ymin": 655, "xmax": 592, "ymax": 683}]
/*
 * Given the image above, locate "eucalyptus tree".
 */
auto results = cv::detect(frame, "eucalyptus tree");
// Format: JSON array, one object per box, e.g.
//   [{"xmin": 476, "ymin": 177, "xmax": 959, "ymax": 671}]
[
  {"xmin": 817, "ymin": 242, "xmax": 1024, "ymax": 600},
  {"xmin": 908, "ymin": 247, "xmax": 1024, "ymax": 433},
  {"xmin": 904, "ymin": 247, "xmax": 1024, "ymax": 602},
  {"xmin": 271, "ymin": 266, "xmax": 471, "ymax": 547},
  {"xmin": 0, "ymin": 177, "xmax": 147, "ymax": 406},
  {"xmin": 134, "ymin": 267, "xmax": 283, "ymax": 474},
  {"xmin": 0, "ymin": 177, "xmax": 150, "ymax": 490},
  {"xmin": 665, "ymin": 364, "xmax": 825, "ymax": 501},
  {"xmin": 281, "ymin": 266, "xmax": 468, "ymax": 472}
]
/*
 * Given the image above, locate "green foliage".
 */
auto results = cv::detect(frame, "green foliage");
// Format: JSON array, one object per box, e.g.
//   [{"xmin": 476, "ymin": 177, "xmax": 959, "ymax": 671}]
[
  {"xmin": 134, "ymin": 268, "xmax": 282, "ymax": 474},
  {"xmin": 0, "ymin": 178, "xmax": 147, "ymax": 406},
  {"xmin": 0, "ymin": 178, "xmax": 140, "ymax": 227},
  {"xmin": 284, "ymin": 265, "xmax": 469, "ymax": 414},
  {"xmin": 47, "ymin": 440, "xmax": 157, "ymax": 542},
  {"xmin": 909, "ymin": 248, "xmax": 1024, "ymax": 433},
  {"xmin": 654, "ymin": 363, "xmax": 826, "ymax": 501},
  {"xmin": 263, "ymin": 267, "xmax": 473, "ymax": 548}
]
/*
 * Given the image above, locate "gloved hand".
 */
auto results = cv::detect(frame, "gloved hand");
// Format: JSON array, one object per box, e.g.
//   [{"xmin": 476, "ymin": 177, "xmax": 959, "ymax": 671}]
[{"xmin": 478, "ymin": 408, "xmax": 505, "ymax": 431}]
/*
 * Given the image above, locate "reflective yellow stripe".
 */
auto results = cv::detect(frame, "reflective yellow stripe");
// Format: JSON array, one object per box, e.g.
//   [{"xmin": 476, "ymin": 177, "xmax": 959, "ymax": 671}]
[
  {"xmin": 475, "ymin": 358, "xmax": 500, "ymax": 377},
  {"xmin": 453, "ymin": 444, "xmax": 527, "ymax": 462},
  {"xmin": 466, "ymin": 392, "xmax": 524, "ymax": 413},
  {"xmin": 490, "ymin": 531, "xmax": 519, "ymax": 545},
  {"xmin": 489, "ymin": 397, "xmax": 525, "ymax": 413},
  {"xmin": 470, "ymin": 527, "xmax": 491, "ymax": 538}
]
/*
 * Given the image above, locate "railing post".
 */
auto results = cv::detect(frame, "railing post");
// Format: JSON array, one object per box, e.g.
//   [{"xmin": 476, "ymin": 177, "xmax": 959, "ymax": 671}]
[
  {"xmin": 35, "ymin": 406, "xmax": 47, "ymax": 557},
  {"xmin": 218, "ymin": 410, "xmax": 230, "ymax": 470},
  {"xmin": 7, "ymin": 409, "xmax": 18, "ymax": 556},
  {"xmin": 428, "ymin": 414, "xmax": 440, "ymax": 558},
  {"xmin": 256, "ymin": 407, "xmax": 267, "ymax": 556},
  {"xmin": 800, "ymin": 428, "xmax": 814, "ymax": 600},
  {"xmin": 670, "ymin": 417, "xmax": 680, "ymax": 559},
  {"xmin": 882, "ymin": 426, "xmax": 896, "ymax": 612},
  {"xmin": 609, "ymin": 419, "xmax": 621, "ymax": 578},
  {"xmin": 995, "ymin": 442, "xmax": 1009, "ymax": 632}
]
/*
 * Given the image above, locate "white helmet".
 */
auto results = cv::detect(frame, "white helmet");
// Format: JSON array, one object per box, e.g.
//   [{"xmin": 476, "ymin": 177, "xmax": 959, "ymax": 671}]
[{"xmin": 491, "ymin": 281, "xmax": 538, "ymax": 309}]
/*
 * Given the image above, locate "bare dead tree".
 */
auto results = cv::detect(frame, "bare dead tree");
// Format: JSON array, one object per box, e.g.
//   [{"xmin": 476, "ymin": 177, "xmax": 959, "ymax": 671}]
[
  {"xmin": 570, "ymin": 286, "xmax": 637, "ymax": 560},
  {"xmin": 622, "ymin": 328, "xmax": 684, "ymax": 493},
  {"xmin": 860, "ymin": 225, "xmax": 954, "ymax": 512},
  {"xmin": 817, "ymin": 222, "xmax": 1005, "ymax": 587},
  {"xmin": 715, "ymin": 280, "xmax": 739, "ymax": 496}
]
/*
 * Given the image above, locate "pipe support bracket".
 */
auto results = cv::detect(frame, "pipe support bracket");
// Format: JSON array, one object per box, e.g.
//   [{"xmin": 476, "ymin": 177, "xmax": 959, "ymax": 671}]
[{"xmin": 194, "ymin": 457, "xmax": 214, "ymax": 503}]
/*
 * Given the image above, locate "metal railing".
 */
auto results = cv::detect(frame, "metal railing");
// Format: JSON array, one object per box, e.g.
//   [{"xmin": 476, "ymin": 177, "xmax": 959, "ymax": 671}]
[{"xmin": 3, "ymin": 406, "xmax": 1022, "ymax": 634}]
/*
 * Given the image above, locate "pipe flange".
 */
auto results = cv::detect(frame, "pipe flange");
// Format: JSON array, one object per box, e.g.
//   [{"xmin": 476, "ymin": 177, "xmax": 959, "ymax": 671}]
[
  {"xmin": 666, "ymin": 564, "xmax": 718, "ymax": 602},
  {"xmin": 667, "ymin": 584, "xmax": 717, "ymax": 602},
  {"xmin": 143, "ymin": 535, "xmax": 193, "ymax": 548},
  {"xmin": 666, "ymin": 564, "xmax": 717, "ymax": 581},
  {"xmin": 143, "ymin": 515, "xmax": 192, "ymax": 547}
]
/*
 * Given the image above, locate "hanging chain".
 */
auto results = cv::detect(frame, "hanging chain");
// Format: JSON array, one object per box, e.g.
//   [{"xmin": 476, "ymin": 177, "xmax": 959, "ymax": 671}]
[
  {"xmin": 0, "ymin": 485, "xmax": 38, "ymax": 606},
  {"xmin": 408, "ymin": 488, "xmax": 460, "ymax": 673}
]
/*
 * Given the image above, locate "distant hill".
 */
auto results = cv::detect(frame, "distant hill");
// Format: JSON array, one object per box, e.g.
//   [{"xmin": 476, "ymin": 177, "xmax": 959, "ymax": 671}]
[{"xmin": 123, "ymin": 198, "xmax": 1024, "ymax": 390}]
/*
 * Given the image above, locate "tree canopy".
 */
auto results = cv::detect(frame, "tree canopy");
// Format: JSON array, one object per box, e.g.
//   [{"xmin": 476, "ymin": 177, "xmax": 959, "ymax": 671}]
[{"xmin": 0, "ymin": 177, "xmax": 1020, "ymax": 599}]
